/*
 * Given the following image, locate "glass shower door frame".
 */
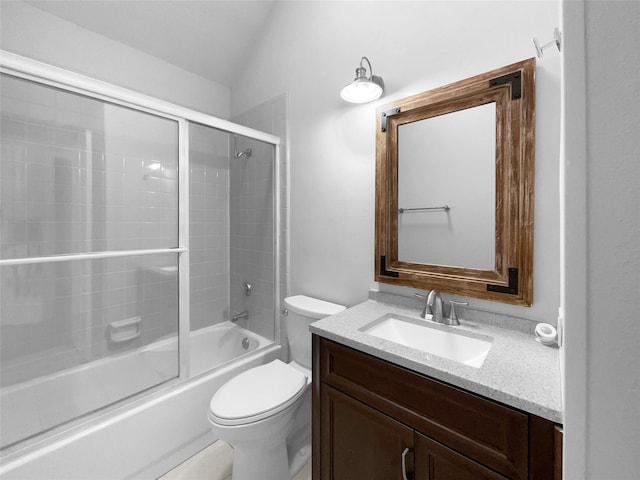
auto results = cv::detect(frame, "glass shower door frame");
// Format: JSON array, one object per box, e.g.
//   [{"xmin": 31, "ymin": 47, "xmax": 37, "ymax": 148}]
[{"xmin": 0, "ymin": 50, "xmax": 281, "ymax": 407}]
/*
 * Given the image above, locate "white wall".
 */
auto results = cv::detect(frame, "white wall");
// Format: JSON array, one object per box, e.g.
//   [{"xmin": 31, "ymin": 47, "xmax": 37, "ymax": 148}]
[
  {"xmin": 581, "ymin": 1, "xmax": 639, "ymax": 478},
  {"xmin": 231, "ymin": 1, "xmax": 561, "ymax": 324},
  {"xmin": 0, "ymin": 1, "xmax": 230, "ymax": 118},
  {"xmin": 562, "ymin": 1, "xmax": 640, "ymax": 478}
]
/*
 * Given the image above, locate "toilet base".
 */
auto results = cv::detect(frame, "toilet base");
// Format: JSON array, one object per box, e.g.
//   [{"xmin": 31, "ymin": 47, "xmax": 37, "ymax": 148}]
[
  {"xmin": 287, "ymin": 435, "xmax": 311, "ymax": 479},
  {"xmin": 210, "ymin": 398, "xmax": 300, "ymax": 480},
  {"xmin": 232, "ymin": 439, "xmax": 290, "ymax": 480}
]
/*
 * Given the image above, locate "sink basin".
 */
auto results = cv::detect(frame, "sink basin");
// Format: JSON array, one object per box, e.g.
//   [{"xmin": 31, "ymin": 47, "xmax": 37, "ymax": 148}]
[{"xmin": 359, "ymin": 314, "xmax": 493, "ymax": 368}]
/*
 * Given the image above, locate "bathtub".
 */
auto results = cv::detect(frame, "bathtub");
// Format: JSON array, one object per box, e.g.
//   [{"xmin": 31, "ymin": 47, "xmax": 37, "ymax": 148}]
[{"xmin": 0, "ymin": 322, "xmax": 280, "ymax": 480}]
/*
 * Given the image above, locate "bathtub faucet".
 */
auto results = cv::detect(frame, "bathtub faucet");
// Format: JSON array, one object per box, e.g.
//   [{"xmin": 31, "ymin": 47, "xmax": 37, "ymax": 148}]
[{"xmin": 232, "ymin": 310, "xmax": 249, "ymax": 322}]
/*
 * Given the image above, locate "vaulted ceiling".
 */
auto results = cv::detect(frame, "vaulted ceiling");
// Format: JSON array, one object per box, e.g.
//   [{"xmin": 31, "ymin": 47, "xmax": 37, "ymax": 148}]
[{"xmin": 25, "ymin": 0, "xmax": 276, "ymax": 87}]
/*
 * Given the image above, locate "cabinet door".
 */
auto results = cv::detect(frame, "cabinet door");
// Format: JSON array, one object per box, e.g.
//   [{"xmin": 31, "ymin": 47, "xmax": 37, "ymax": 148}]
[
  {"xmin": 320, "ymin": 384, "xmax": 414, "ymax": 480},
  {"xmin": 415, "ymin": 433, "xmax": 509, "ymax": 480}
]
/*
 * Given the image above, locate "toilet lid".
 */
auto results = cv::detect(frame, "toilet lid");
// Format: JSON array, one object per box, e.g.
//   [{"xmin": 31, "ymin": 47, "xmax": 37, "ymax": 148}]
[{"xmin": 209, "ymin": 359, "xmax": 307, "ymax": 426}]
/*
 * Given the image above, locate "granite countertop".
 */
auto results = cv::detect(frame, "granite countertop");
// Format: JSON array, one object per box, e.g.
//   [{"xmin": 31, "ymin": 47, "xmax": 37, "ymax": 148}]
[{"xmin": 309, "ymin": 294, "xmax": 563, "ymax": 423}]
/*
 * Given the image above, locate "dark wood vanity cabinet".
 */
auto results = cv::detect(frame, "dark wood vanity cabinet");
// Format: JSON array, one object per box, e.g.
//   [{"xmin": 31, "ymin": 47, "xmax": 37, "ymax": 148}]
[
  {"xmin": 312, "ymin": 336, "xmax": 561, "ymax": 480},
  {"xmin": 321, "ymin": 385, "xmax": 415, "ymax": 479}
]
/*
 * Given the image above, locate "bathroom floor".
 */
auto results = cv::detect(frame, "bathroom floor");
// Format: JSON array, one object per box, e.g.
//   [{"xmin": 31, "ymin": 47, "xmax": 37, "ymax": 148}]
[{"xmin": 158, "ymin": 440, "xmax": 312, "ymax": 480}]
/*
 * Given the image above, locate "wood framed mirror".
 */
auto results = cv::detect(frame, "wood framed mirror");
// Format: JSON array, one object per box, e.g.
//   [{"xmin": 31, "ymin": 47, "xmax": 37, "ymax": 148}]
[{"xmin": 375, "ymin": 58, "xmax": 535, "ymax": 306}]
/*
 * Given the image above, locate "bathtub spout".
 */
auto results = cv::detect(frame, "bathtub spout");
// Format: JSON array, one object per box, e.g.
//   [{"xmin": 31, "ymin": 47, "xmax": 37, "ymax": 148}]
[{"xmin": 232, "ymin": 310, "xmax": 249, "ymax": 322}]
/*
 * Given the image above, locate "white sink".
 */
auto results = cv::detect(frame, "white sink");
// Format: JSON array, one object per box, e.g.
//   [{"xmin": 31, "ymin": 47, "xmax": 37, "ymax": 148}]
[{"xmin": 360, "ymin": 314, "xmax": 493, "ymax": 368}]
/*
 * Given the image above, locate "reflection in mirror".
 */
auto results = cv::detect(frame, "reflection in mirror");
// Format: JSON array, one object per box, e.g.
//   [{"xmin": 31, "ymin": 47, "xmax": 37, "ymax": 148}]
[{"xmin": 397, "ymin": 103, "xmax": 496, "ymax": 269}]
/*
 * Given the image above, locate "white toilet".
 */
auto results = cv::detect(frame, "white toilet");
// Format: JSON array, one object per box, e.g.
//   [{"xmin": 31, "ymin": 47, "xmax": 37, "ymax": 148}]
[{"xmin": 208, "ymin": 295, "xmax": 345, "ymax": 480}]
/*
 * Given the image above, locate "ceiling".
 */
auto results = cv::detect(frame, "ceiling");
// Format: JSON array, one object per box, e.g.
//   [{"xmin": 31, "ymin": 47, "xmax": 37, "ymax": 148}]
[{"xmin": 25, "ymin": 0, "xmax": 276, "ymax": 87}]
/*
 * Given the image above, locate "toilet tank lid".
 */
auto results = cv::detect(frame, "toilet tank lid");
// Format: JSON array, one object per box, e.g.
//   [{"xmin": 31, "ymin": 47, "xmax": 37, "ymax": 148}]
[{"xmin": 284, "ymin": 295, "xmax": 346, "ymax": 319}]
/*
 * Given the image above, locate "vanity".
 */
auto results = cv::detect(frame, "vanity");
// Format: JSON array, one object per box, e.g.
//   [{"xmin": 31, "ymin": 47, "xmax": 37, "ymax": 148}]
[{"xmin": 310, "ymin": 293, "xmax": 562, "ymax": 480}]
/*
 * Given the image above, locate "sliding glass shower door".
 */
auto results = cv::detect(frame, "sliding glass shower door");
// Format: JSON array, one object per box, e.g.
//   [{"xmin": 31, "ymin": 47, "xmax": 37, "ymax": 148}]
[
  {"xmin": 0, "ymin": 74, "xmax": 181, "ymax": 449},
  {"xmin": 188, "ymin": 123, "xmax": 276, "ymax": 377}
]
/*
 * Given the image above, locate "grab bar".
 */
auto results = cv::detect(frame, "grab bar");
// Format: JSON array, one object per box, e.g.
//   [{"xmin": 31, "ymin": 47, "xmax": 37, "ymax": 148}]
[{"xmin": 398, "ymin": 205, "xmax": 451, "ymax": 213}]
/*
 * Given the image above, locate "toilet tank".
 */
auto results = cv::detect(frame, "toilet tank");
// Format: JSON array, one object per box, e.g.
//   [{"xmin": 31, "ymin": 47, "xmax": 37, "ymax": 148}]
[{"xmin": 284, "ymin": 295, "xmax": 345, "ymax": 369}]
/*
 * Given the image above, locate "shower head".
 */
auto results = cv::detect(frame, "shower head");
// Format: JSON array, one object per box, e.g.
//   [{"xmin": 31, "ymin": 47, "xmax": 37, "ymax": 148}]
[{"xmin": 235, "ymin": 148, "xmax": 252, "ymax": 159}]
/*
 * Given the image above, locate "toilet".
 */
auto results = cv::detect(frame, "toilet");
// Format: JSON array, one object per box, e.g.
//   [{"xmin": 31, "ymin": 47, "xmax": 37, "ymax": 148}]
[{"xmin": 208, "ymin": 295, "xmax": 345, "ymax": 480}]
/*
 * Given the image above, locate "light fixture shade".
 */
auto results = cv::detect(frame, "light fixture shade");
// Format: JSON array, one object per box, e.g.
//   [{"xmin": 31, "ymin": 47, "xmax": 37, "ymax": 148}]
[{"xmin": 340, "ymin": 57, "xmax": 384, "ymax": 104}]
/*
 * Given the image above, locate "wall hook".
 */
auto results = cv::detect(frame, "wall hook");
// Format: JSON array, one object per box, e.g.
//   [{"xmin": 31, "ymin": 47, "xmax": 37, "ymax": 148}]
[{"xmin": 533, "ymin": 27, "xmax": 561, "ymax": 58}]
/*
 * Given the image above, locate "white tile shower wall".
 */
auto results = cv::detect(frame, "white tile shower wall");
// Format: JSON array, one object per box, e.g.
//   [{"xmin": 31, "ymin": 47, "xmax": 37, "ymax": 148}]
[
  {"xmin": 1, "ymin": 76, "xmax": 178, "ymax": 257},
  {"xmin": 229, "ymin": 138, "xmax": 274, "ymax": 340},
  {"xmin": 189, "ymin": 124, "xmax": 230, "ymax": 331},
  {"xmin": 0, "ymin": 75, "xmax": 180, "ymax": 388},
  {"xmin": 231, "ymin": 94, "xmax": 288, "ymax": 348}
]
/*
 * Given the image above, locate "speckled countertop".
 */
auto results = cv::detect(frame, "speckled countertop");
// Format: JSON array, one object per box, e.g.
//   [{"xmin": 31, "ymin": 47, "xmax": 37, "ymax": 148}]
[{"xmin": 309, "ymin": 292, "xmax": 563, "ymax": 423}]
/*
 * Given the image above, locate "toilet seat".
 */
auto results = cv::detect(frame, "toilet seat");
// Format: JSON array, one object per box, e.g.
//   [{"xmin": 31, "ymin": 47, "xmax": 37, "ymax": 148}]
[{"xmin": 209, "ymin": 359, "xmax": 307, "ymax": 426}]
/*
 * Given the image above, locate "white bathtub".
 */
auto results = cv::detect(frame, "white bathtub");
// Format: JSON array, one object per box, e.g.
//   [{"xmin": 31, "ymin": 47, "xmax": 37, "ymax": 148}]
[
  {"xmin": 0, "ymin": 322, "xmax": 280, "ymax": 480},
  {"xmin": 144, "ymin": 321, "xmax": 270, "ymax": 378}
]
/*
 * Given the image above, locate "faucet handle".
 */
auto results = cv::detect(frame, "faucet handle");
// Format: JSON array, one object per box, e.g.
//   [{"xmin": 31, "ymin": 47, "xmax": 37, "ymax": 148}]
[{"xmin": 447, "ymin": 301, "xmax": 469, "ymax": 325}]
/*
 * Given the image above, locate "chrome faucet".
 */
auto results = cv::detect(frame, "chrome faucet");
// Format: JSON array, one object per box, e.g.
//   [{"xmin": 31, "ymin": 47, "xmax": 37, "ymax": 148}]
[
  {"xmin": 427, "ymin": 290, "xmax": 444, "ymax": 324},
  {"xmin": 416, "ymin": 290, "xmax": 468, "ymax": 325},
  {"xmin": 232, "ymin": 310, "xmax": 249, "ymax": 322}
]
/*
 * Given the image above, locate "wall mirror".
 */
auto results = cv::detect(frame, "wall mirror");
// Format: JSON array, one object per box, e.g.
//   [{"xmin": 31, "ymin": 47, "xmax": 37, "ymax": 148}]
[{"xmin": 375, "ymin": 58, "xmax": 535, "ymax": 306}]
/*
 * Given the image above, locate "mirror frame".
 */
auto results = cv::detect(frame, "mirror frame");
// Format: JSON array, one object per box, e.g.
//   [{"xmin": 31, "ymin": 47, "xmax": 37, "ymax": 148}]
[{"xmin": 375, "ymin": 58, "xmax": 535, "ymax": 306}]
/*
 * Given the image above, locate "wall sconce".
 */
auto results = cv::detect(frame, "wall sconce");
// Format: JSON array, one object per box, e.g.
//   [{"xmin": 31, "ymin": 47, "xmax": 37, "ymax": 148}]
[{"xmin": 340, "ymin": 56, "xmax": 384, "ymax": 104}]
